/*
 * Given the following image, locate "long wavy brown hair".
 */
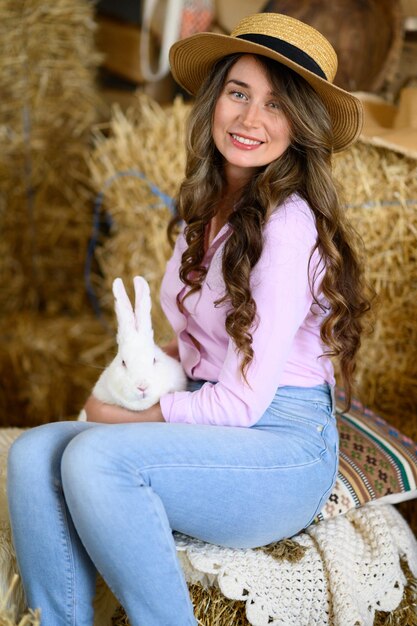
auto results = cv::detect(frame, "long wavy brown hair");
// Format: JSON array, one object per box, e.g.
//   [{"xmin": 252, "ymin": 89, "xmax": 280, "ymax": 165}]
[{"xmin": 168, "ymin": 53, "xmax": 371, "ymax": 408}]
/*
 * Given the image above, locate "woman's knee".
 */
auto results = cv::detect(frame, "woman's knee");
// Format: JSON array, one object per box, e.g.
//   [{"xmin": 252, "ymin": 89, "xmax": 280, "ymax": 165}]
[
  {"xmin": 8, "ymin": 422, "xmax": 94, "ymax": 484},
  {"xmin": 60, "ymin": 427, "xmax": 110, "ymax": 491},
  {"xmin": 8, "ymin": 425, "xmax": 57, "ymax": 476},
  {"xmin": 61, "ymin": 425, "xmax": 153, "ymax": 497}
]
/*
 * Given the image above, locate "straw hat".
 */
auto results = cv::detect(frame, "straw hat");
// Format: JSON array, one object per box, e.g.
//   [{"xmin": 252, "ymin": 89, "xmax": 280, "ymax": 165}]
[{"xmin": 169, "ymin": 12, "xmax": 363, "ymax": 152}]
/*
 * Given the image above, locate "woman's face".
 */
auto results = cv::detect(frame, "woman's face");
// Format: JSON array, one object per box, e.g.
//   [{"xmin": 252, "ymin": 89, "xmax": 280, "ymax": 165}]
[{"xmin": 212, "ymin": 55, "xmax": 291, "ymax": 185}]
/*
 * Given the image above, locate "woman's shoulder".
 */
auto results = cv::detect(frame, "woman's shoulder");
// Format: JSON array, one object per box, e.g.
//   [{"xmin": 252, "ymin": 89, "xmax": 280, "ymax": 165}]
[{"xmin": 265, "ymin": 193, "xmax": 317, "ymax": 239}]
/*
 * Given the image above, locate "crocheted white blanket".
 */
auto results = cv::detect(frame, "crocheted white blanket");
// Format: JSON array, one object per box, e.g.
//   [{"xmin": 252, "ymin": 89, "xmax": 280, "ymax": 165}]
[
  {"xmin": 0, "ymin": 428, "xmax": 416, "ymax": 626},
  {"xmin": 176, "ymin": 503, "xmax": 417, "ymax": 626}
]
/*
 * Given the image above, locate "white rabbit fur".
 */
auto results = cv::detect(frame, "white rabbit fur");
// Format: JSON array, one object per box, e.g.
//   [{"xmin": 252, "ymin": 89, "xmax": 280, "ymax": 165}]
[{"xmin": 78, "ymin": 276, "xmax": 187, "ymax": 420}]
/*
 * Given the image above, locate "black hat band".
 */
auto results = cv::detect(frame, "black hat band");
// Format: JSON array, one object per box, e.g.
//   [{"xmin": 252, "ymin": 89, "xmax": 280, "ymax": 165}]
[{"xmin": 236, "ymin": 33, "xmax": 327, "ymax": 80}]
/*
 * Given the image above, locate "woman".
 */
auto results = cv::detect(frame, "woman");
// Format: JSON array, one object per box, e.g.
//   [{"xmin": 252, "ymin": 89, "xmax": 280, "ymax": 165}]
[{"xmin": 7, "ymin": 13, "xmax": 370, "ymax": 626}]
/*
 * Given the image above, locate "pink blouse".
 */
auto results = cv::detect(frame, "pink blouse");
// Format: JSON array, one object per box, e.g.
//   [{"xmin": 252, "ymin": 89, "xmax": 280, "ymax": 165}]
[{"xmin": 159, "ymin": 193, "xmax": 335, "ymax": 427}]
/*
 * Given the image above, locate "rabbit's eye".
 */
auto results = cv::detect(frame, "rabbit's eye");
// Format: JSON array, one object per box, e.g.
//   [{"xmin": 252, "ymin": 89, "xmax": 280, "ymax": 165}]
[
  {"xmin": 122, "ymin": 360, "xmax": 126, "ymax": 367},
  {"xmin": 153, "ymin": 358, "xmax": 156, "ymax": 364}
]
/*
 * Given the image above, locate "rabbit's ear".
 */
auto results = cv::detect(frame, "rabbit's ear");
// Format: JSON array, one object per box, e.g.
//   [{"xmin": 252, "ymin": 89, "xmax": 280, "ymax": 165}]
[
  {"xmin": 133, "ymin": 276, "xmax": 153, "ymax": 338},
  {"xmin": 112, "ymin": 278, "xmax": 136, "ymax": 333}
]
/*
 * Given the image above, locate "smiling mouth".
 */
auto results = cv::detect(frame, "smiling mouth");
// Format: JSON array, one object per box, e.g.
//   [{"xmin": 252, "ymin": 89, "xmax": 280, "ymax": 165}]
[{"xmin": 230, "ymin": 133, "xmax": 263, "ymax": 147}]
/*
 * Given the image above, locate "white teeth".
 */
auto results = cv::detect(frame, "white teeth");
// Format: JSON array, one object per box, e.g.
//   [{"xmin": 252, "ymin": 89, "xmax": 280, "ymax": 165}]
[{"xmin": 231, "ymin": 134, "xmax": 262, "ymax": 146}]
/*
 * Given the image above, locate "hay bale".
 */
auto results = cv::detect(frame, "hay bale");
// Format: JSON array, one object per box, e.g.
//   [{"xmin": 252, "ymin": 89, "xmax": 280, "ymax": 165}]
[
  {"xmin": 333, "ymin": 142, "xmax": 417, "ymax": 430},
  {"xmin": 0, "ymin": 0, "xmax": 100, "ymax": 187},
  {"xmin": 1, "ymin": 192, "xmax": 95, "ymax": 313},
  {"xmin": 0, "ymin": 312, "xmax": 113, "ymax": 427},
  {"xmin": 87, "ymin": 94, "xmax": 191, "ymax": 342},
  {"xmin": 0, "ymin": 0, "xmax": 102, "ymax": 315},
  {"xmin": 111, "ymin": 586, "xmax": 248, "ymax": 625}
]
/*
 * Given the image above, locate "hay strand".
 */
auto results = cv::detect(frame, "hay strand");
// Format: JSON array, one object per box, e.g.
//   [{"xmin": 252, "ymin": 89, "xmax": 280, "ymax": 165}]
[
  {"xmin": 0, "ymin": 575, "xmax": 40, "ymax": 626},
  {"xmin": 256, "ymin": 537, "xmax": 307, "ymax": 562},
  {"xmin": 373, "ymin": 559, "xmax": 417, "ymax": 626}
]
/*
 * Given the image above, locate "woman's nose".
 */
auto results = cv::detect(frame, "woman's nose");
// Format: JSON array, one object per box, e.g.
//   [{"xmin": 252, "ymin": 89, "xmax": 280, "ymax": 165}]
[{"xmin": 241, "ymin": 103, "xmax": 261, "ymax": 127}]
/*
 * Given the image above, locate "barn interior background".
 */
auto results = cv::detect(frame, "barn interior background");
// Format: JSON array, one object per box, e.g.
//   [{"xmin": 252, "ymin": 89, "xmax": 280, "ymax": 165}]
[{"xmin": 0, "ymin": 0, "xmax": 417, "ymax": 624}]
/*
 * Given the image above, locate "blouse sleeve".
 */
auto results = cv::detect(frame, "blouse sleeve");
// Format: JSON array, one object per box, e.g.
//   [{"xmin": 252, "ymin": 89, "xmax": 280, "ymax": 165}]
[{"xmin": 160, "ymin": 202, "xmax": 321, "ymax": 427}]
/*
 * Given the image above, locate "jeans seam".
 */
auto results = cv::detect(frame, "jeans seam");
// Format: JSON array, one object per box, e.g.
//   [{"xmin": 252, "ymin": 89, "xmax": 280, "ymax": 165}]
[
  {"xmin": 141, "ymin": 484, "xmax": 196, "ymax": 623},
  {"xmin": 304, "ymin": 438, "xmax": 339, "ymax": 526},
  {"xmin": 134, "ymin": 457, "xmax": 324, "ymax": 473},
  {"xmin": 54, "ymin": 481, "xmax": 76, "ymax": 626},
  {"xmin": 268, "ymin": 413, "xmax": 316, "ymax": 425},
  {"xmin": 318, "ymin": 414, "xmax": 332, "ymax": 460},
  {"xmin": 268, "ymin": 402, "xmax": 332, "ymax": 427}
]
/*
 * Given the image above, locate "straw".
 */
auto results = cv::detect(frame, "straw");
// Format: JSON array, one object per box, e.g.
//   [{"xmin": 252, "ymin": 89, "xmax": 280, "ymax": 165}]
[
  {"xmin": 0, "ymin": 575, "xmax": 40, "ymax": 626},
  {"xmin": 333, "ymin": 141, "xmax": 417, "ymax": 431},
  {"xmin": 0, "ymin": 0, "xmax": 102, "ymax": 314},
  {"xmin": 0, "ymin": 312, "xmax": 114, "ymax": 427},
  {"xmin": 87, "ymin": 94, "xmax": 190, "ymax": 343}
]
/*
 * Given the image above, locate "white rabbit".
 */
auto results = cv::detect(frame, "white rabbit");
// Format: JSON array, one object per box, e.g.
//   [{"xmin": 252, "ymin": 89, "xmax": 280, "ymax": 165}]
[{"xmin": 78, "ymin": 276, "xmax": 187, "ymax": 420}]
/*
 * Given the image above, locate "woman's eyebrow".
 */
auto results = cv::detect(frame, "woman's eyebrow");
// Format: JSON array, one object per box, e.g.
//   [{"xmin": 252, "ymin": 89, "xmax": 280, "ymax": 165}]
[
  {"xmin": 225, "ymin": 78, "xmax": 278, "ymax": 98},
  {"xmin": 225, "ymin": 78, "xmax": 250, "ymax": 89}
]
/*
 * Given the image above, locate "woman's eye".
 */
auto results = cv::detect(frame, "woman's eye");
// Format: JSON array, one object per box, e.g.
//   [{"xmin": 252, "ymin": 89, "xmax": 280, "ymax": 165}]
[
  {"xmin": 229, "ymin": 90, "xmax": 246, "ymax": 100},
  {"xmin": 269, "ymin": 101, "xmax": 281, "ymax": 110}
]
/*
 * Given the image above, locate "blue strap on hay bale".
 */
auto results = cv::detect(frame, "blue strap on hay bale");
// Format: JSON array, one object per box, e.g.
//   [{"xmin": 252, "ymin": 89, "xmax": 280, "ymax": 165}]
[{"xmin": 85, "ymin": 170, "xmax": 176, "ymax": 324}]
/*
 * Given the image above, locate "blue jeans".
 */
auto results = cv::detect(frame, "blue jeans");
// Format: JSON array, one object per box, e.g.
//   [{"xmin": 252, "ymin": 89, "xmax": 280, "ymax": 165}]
[{"xmin": 7, "ymin": 383, "xmax": 338, "ymax": 626}]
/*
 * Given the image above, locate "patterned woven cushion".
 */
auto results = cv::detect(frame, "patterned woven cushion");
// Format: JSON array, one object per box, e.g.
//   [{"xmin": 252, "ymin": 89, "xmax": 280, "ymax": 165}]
[{"xmin": 316, "ymin": 390, "xmax": 417, "ymax": 522}]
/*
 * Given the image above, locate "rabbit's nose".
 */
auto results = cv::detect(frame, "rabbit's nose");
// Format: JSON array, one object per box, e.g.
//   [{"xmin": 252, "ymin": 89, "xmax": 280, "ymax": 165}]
[{"xmin": 137, "ymin": 385, "xmax": 148, "ymax": 393}]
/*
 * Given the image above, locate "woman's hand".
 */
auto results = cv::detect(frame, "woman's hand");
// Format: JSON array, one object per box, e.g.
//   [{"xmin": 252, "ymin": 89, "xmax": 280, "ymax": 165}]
[{"xmin": 84, "ymin": 395, "xmax": 165, "ymax": 424}]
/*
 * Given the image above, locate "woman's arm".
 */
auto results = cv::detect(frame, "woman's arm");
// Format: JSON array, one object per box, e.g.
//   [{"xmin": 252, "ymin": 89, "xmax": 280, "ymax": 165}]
[
  {"xmin": 160, "ymin": 204, "xmax": 322, "ymax": 427},
  {"xmin": 84, "ymin": 395, "xmax": 165, "ymax": 424}
]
